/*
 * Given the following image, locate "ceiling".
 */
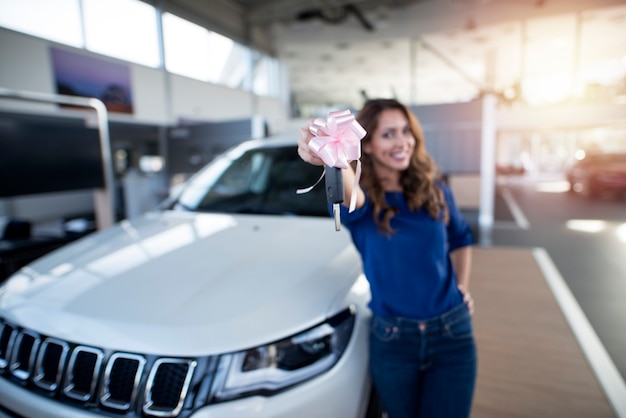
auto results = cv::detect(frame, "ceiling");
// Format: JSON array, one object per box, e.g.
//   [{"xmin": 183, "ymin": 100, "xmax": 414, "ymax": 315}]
[{"xmin": 184, "ymin": 0, "xmax": 626, "ymax": 113}]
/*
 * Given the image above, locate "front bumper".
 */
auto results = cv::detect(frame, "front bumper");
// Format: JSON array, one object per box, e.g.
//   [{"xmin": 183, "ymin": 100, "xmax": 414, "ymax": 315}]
[{"xmin": 0, "ymin": 310, "xmax": 371, "ymax": 418}]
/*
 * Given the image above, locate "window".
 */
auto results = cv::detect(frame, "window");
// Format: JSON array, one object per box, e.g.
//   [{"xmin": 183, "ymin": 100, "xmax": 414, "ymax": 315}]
[
  {"xmin": 82, "ymin": 0, "xmax": 160, "ymax": 68},
  {"xmin": 0, "ymin": 0, "xmax": 83, "ymax": 47},
  {"xmin": 253, "ymin": 54, "xmax": 282, "ymax": 98},
  {"xmin": 0, "ymin": 0, "xmax": 283, "ymax": 101},
  {"xmin": 162, "ymin": 13, "xmax": 252, "ymax": 89},
  {"xmin": 209, "ymin": 34, "xmax": 251, "ymax": 90},
  {"xmin": 162, "ymin": 13, "xmax": 212, "ymax": 81}
]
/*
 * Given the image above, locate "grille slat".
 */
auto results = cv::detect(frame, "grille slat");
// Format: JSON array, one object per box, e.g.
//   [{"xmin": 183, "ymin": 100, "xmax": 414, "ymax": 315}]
[
  {"xmin": 9, "ymin": 330, "xmax": 40, "ymax": 381},
  {"xmin": 100, "ymin": 353, "xmax": 146, "ymax": 411},
  {"xmin": 63, "ymin": 346, "xmax": 104, "ymax": 402},
  {"xmin": 144, "ymin": 358, "xmax": 197, "ymax": 417},
  {"xmin": 0, "ymin": 322, "xmax": 17, "ymax": 370},
  {"xmin": 33, "ymin": 338, "xmax": 69, "ymax": 391}
]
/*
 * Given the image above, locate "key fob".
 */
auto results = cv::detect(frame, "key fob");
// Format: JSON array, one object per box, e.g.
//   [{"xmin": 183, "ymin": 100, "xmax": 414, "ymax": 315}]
[{"xmin": 325, "ymin": 166, "xmax": 343, "ymax": 231}]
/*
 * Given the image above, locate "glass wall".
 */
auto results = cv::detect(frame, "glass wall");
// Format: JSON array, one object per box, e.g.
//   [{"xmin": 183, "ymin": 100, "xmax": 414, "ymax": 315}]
[
  {"xmin": 0, "ymin": 0, "xmax": 283, "ymax": 98},
  {"xmin": 0, "ymin": 0, "xmax": 83, "ymax": 47}
]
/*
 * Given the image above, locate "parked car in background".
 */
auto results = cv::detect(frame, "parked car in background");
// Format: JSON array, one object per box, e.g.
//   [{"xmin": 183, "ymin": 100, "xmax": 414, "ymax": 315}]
[
  {"xmin": 566, "ymin": 151, "xmax": 626, "ymax": 198},
  {"xmin": 0, "ymin": 137, "xmax": 382, "ymax": 418}
]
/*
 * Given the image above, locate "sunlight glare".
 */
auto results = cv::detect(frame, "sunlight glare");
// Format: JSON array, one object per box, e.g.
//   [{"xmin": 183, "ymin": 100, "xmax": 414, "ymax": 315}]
[
  {"xmin": 574, "ymin": 149, "xmax": 586, "ymax": 161},
  {"xmin": 50, "ymin": 262, "xmax": 74, "ymax": 277},
  {"xmin": 535, "ymin": 181, "xmax": 571, "ymax": 193},
  {"xmin": 0, "ymin": 0, "xmax": 83, "ymax": 47},
  {"xmin": 162, "ymin": 13, "xmax": 212, "ymax": 81},
  {"xmin": 565, "ymin": 219, "xmax": 606, "ymax": 233},
  {"xmin": 616, "ymin": 223, "xmax": 626, "ymax": 243},
  {"xmin": 83, "ymin": 0, "xmax": 160, "ymax": 67},
  {"xmin": 523, "ymin": 74, "xmax": 572, "ymax": 105}
]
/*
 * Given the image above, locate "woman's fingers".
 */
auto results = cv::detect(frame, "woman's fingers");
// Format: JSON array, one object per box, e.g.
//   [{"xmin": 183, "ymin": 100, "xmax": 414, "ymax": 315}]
[
  {"xmin": 458, "ymin": 285, "xmax": 475, "ymax": 316},
  {"xmin": 297, "ymin": 120, "xmax": 324, "ymax": 166}
]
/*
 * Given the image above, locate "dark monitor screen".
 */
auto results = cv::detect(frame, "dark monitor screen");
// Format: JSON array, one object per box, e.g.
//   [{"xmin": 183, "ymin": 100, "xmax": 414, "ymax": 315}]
[{"xmin": 0, "ymin": 116, "xmax": 104, "ymax": 198}]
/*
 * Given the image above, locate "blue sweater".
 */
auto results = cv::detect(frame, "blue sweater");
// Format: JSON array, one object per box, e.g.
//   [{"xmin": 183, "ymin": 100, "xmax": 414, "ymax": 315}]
[{"xmin": 339, "ymin": 183, "xmax": 473, "ymax": 319}]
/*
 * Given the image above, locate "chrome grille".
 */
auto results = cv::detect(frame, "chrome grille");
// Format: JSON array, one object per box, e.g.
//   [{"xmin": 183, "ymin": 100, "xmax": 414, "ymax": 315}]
[{"xmin": 0, "ymin": 318, "xmax": 200, "ymax": 417}]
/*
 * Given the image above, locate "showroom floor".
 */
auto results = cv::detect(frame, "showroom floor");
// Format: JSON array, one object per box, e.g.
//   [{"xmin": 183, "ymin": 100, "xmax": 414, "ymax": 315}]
[{"xmin": 470, "ymin": 246, "xmax": 615, "ymax": 417}]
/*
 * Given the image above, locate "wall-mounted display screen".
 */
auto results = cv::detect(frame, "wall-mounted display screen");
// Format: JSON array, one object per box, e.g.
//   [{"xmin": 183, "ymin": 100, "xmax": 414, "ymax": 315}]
[
  {"xmin": 50, "ymin": 47, "xmax": 134, "ymax": 114},
  {"xmin": 0, "ymin": 114, "xmax": 104, "ymax": 197}
]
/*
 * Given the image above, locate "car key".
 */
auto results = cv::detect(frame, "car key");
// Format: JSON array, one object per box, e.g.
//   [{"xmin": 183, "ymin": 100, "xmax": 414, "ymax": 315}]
[{"xmin": 325, "ymin": 166, "xmax": 344, "ymax": 231}]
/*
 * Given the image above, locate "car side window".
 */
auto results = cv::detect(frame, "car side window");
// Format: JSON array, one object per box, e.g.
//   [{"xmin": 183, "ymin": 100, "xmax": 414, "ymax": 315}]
[
  {"xmin": 174, "ymin": 145, "xmax": 329, "ymax": 217},
  {"xmin": 212, "ymin": 152, "xmax": 271, "ymax": 196}
]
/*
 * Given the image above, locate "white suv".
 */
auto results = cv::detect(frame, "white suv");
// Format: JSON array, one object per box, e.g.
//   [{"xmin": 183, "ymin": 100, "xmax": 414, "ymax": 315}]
[{"xmin": 0, "ymin": 138, "xmax": 382, "ymax": 418}]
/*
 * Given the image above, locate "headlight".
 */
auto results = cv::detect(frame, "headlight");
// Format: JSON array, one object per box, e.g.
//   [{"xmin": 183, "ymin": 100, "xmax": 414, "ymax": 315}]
[{"xmin": 207, "ymin": 307, "xmax": 355, "ymax": 403}]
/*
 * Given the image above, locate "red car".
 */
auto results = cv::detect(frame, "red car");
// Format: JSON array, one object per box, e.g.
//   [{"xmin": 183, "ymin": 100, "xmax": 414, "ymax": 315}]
[{"xmin": 567, "ymin": 152, "xmax": 626, "ymax": 197}]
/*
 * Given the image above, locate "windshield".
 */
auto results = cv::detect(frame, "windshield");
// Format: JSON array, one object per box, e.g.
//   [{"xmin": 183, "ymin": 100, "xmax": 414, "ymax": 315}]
[{"xmin": 170, "ymin": 144, "xmax": 330, "ymax": 217}]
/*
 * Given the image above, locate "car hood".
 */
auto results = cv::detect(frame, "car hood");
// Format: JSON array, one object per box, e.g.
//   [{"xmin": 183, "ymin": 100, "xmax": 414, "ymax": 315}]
[{"xmin": 0, "ymin": 211, "xmax": 363, "ymax": 356}]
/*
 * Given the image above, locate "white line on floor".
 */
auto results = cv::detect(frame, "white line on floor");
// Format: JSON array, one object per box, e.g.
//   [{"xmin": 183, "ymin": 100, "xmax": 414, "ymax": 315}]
[
  {"xmin": 500, "ymin": 187, "xmax": 530, "ymax": 229},
  {"xmin": 533, "ymin": 247, "xmax": 626, "ymax": 418}
]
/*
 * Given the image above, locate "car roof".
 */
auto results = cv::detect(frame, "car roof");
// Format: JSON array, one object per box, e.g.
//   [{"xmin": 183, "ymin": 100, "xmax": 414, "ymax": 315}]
[
  {"xmin": 217, "ymin": 134, "xmax": 301, "ymax": 161},
  {"xmin": 241, "ymin": 133, "xmax": 299, "ymax": 148}
]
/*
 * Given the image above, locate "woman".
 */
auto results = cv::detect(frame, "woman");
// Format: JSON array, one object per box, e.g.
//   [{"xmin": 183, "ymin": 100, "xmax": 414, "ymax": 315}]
[{"xmin": 298, "ymin": 99, "xmax": 476, "ymax": 418}]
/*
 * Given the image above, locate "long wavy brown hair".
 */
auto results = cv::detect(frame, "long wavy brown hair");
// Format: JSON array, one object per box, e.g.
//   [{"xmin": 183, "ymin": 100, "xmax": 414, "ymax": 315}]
[{"xmin": 356, "ymin": 99, "xmax": 448, "ymax": 233}]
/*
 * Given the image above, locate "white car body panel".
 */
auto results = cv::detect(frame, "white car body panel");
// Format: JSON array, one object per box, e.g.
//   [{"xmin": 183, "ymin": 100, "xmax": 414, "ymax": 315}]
[
  {"xmin": 0, "ymin": 137, "xmax": 378, "ymax": 418},
  {"xmin": 0, "ymin": 212, "xmax": 363, "ymax": 356}
]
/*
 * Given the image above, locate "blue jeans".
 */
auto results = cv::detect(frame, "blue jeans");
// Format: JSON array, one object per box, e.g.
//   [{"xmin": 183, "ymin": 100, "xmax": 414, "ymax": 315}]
[{"xmin": 369, "ymin": 303, "xmax": 477, "ymax": 418}]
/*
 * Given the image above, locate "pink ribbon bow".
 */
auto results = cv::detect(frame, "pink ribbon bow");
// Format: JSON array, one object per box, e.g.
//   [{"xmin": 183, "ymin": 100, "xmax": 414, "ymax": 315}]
[
  {"xmin": 308, "ymin": 109, "xmax": 366, "ymax": 169},
  {"xmin": 297, "ymin": 109, "xmax": 366, "ymax": 213}
]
